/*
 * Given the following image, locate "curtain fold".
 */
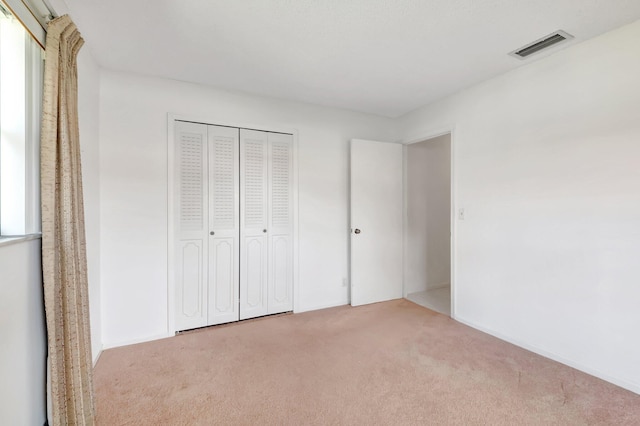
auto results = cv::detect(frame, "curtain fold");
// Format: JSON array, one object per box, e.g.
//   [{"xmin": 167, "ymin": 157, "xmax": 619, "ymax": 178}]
[{"xmin": 41, "ymin": 14, "xmax": 95, "ymax": 425}]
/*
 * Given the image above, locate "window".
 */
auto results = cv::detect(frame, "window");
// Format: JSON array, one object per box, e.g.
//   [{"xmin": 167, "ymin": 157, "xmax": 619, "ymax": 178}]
[{"xmin": 0, "ymin": 0, "xmax": 44, "ymax": 238}]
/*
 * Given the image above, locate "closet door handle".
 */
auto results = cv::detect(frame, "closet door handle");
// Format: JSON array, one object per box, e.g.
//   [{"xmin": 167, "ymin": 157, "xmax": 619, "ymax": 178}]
[
  {"xmin": 354, "ymin": 229, "xmax": 361, "ymax": 234},
  {"xmin": 210, "ymin": 231, "xmax": 215, "ymax": 235},
  {"xmin": 263, "ymin": 229, "xmax": 267, "ymax": 233}
]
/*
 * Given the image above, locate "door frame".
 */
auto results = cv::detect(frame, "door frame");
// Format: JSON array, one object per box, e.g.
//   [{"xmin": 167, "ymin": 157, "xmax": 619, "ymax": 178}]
[
  {"xmin": 401, "ymin": 125, "xmax": 457, "ymax": 319},
  {"xmin": 167, "ymin": 113, "xmax": 300, "ymax": 334}
]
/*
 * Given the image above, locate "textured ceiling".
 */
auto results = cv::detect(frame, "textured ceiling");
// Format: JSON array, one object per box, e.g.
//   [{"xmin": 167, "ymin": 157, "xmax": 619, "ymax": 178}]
[{"xmin": 59, "ymin": 0, "xmax": 640, "ymax": 117}]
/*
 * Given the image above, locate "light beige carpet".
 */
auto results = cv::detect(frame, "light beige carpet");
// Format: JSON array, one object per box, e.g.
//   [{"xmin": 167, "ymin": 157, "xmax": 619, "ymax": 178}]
[{"xmin": 95, "ymin": 300, "xmax": 640, "ymax": 425}]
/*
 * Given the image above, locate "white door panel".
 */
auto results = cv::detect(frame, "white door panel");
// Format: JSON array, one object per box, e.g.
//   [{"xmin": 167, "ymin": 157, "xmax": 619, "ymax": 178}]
[
  {"xmin": 269, "ymin": 233, "xmax": 292, "ymax": 312},
  {"xmin": 209, "ymin": 239, "xmax": 234, "ymax": 312},
  {"xmin": 177, "ymin": 240, "xmax": 206, "ymax": 323},
  {"xmin": 350, "ymin": 139, "xmax": 403, "ymax": 306},
  {"xmin": 267, "ymin": 132, "xmax": 294, "ymax": 314},
  {"xmin": 207, "ymin": 125, "xmax": 240, "ymax": 325},
  {"xmin": 175, "ymin": 121, "xmax": 208, "ymax": 330},
  {"xmin": 240, "ymin": 129, "xmax": 269, "ymax": 319},
  {"xmin": 243, "ymin": 235, "xmax": 267, "ymax": 315}
]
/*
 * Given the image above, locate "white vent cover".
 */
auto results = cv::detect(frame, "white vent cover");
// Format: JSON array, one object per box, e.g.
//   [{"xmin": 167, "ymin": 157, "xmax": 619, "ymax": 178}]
[{"xmin": 509, "ymin": 30, "xmax": 574, "ymax": 59}]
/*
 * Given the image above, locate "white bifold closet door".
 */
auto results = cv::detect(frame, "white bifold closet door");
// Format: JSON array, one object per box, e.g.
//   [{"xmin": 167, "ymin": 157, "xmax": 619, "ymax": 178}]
[
  {"xmin": 240, "ymin": 129, "xmax": 294, "ymax": 320},
  {"xmin": 174, "ymin": 121, "xmax": 293, "ymax": 331}
]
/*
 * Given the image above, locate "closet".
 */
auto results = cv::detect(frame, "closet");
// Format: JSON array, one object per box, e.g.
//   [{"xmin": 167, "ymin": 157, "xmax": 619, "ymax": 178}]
[{"xmin": 173, "ymin": 120, "xmax": 294, "ymax": 331}]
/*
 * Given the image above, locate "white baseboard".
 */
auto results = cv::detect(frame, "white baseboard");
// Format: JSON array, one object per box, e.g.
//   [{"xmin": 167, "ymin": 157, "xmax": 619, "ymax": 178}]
[
  {"xmin": 454, "ymin": 315, "xmax": 640, "ymax": 395},
  {"xmin": 101, "ymin": 304, "xmax": 351, "ymax": 350},
  {"xmin": 405, "ymin": 282, "xmax": 451, "ymax": 297},
  {"xmin": 102, "ymin": 332, "xmax": 174, "ymax": 351},
  {"xmin": 92, "ymin": 348, "xmax": 102, "ymax": 367},
  {"xmin": 295, "ymin": 300, "xmax": 349, "ymax": 314},
  {"xmin": 426, "ymin": 282, "xmax": 450, "ymax": 290}
]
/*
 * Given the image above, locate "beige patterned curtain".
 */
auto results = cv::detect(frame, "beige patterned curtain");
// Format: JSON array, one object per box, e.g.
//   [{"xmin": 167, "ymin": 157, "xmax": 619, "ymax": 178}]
[{"xmin": 41, "ymin": 15, "xmax": 95, "ymax": 425}]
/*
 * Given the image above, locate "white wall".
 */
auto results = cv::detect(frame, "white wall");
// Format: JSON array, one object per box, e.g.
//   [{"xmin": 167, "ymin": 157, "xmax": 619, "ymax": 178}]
[
  {"xmin": 77, "ymin": 48, "xmax": 102, "ymax": 363},
  {"xmin": 87, "ymin": 11, "xmax": 640, "ymax": 395},
  {"xmin": 405, "ymin": 134, "xmax": 451, "ymax": 295},
  {"xmin": 398, "ymin": 20, "xmax": 640, "ymax": 393},
  {"xmin": 0, "ymin": 239, "xmax": 47, "ymax": 424},
  {"xmin": 98, "ymin": 70, "xmax": 396, "ymax": 347}
]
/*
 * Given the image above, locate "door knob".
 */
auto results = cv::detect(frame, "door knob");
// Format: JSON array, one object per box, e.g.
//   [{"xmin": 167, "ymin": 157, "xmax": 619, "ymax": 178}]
[
  {"xmin": 354, "ymin": 229, "xmax": 361, "ymax": 234},
  {"xmin": 263, "ymin": 229, "xmax": 267, "ymax": 233},
  {"xmin": 210, "ymin": 231, "xmax": 215, "ymax": 235}
]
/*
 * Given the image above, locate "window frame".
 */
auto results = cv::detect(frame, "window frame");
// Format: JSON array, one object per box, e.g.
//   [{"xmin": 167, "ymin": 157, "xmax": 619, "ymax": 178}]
[{"xmin": 0, "ymin": 0, "xmax": 45, "ymax": 242}]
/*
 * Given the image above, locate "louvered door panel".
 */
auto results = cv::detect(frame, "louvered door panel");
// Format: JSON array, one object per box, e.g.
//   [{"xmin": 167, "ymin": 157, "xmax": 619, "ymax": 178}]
[
  {"xmin": 239, "ymin": 129, "xmax": 269, "ymax": 320},
  {"xmin": 175, "ymin": 121, "xmax": 208, "ymax": 331},
  {"xmin": 207, "ymin": 125, "xmax": 240, "ymax": 325},
  {"xmin": 267, "ymin": 133, "xmax": 294, "ymax": 314}
]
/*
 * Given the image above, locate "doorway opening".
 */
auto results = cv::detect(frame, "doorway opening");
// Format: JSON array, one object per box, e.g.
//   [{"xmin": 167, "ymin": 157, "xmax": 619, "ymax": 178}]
[{"xmin": 404, "ymin": 132, "xmax": 452, "ymax": 316}]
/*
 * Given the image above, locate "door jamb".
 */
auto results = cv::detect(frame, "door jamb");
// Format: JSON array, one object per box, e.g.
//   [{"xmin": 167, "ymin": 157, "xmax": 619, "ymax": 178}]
[
  {"xmin": 167, "ymin": 113, "xmax": 300, "ymax": 335},
  {"xmin": 401, "ymin": 126, "xmax": 456, "ymax": 319}
]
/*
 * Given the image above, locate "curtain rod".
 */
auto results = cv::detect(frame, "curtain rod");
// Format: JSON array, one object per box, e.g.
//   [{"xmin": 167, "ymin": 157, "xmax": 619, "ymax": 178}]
[
  {"xmin": 39, "ymin": 0, "xmax": 56, "ymax": 20},
  {"xmin": 20, "ymin": 0, "xmax": 55, "ymax": 27}
]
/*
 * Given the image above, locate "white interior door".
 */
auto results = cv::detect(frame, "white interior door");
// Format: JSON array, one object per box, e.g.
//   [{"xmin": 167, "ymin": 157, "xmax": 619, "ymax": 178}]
[
  {"xmin": 350, "ymin": 139, "xmax": 403, "ymax": 306},
  {"xmin": 240, "ymin": 129, "xmax": 269, "ymax": 320},
  {"xmin": 207, "ymin": 125, "xmax": 240, "ymax": 325},
  {"xmin": 175, "ymin": 121, "xmax": 209, "ymax": 330}
]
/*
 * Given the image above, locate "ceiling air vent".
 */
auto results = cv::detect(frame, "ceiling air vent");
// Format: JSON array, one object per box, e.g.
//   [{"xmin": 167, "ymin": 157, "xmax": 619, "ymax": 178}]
[{"xmin": 509, "ymin": 30, "xmax": 574, "ymax": 59}]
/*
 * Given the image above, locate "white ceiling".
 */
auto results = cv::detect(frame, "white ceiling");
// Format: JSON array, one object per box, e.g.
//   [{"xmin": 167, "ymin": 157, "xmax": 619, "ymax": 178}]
[{"xmin": 58, "ymin": 0, "xmax": 640, "ymax": 117}]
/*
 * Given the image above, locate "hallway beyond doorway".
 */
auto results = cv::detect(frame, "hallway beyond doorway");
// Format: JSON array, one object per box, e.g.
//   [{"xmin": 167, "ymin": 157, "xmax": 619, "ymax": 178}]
[{"xmin": 406, "ymin": 286, "xmax": 451, "ymax": 316}]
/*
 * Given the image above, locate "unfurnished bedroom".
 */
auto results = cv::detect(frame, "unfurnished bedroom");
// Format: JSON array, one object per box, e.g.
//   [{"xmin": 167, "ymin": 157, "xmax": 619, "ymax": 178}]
[{"xmin": 1, "ymin": 0, "xmax": 640, "ymax": 424}]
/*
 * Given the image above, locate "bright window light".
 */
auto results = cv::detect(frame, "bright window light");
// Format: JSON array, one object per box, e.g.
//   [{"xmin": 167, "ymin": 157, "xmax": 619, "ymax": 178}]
[{"xmin": 0, "ymin": 1, "xmax": 44, "ymax": 237}]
